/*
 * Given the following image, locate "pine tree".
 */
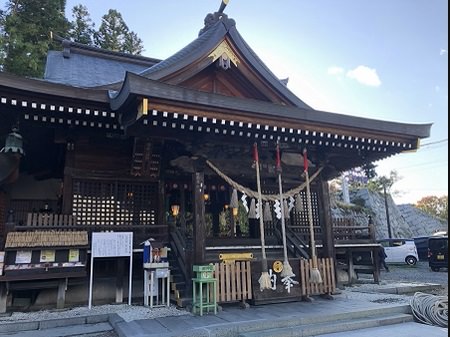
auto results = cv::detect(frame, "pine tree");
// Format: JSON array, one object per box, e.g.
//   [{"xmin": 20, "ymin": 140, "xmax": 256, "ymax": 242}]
[
  {"xmin": 68, "ymin": 4, "xmax": 95, "ymax": 45},
  {"xmin": 0, "ymin": 0, "xmax": 69, "ymax": 77},
  {"xmin": 94, "ymin": 9, "xmax": 144, "ymax": 54},
  {"xmin": 123, "ymin": 31, "xmax": 144, "ymax": 55}
]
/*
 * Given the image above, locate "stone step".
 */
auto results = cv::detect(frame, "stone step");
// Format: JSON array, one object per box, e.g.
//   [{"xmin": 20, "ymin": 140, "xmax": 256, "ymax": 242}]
[
  {"xmin": 0, "ymin": 322, "xmax": 113, "ymax": 337},
  {"xmin": 238, "ymin": 313, "xmax": 414, "ymax": 337},
  {"xmin": 0, "ymin": 314, "xmax": 115, "ymax": 336}
]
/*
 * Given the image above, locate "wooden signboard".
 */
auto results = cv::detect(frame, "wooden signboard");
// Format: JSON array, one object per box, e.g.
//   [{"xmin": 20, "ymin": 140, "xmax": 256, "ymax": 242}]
[{"xmin": 251, "ymin": 258, "xmax": 303, "ymax": 305}]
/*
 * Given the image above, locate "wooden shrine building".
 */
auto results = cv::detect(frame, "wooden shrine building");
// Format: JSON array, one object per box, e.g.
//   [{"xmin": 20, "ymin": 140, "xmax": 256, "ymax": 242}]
[{"xmin": 0, "ymin": 4, "xmax": 431, "ymax": 310}]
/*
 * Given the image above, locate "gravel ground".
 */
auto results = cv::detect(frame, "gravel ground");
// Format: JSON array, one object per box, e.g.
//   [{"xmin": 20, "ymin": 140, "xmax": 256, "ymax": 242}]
[
  {"xmin": 0, "ymin": 304, "xmax": 191, "ymax": 325},
  {"xmin": 356, "ymin": 260, "xmax": 448, "ymax": 296}
]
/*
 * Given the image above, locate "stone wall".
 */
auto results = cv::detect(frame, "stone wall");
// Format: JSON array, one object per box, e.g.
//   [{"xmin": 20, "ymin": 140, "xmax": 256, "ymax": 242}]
[
  {"xmin": 397, "ymin": 204, "xmax": 447, "ymax": 237},
  {"xmin": 332, "ymin": 188, "xmax": 447, "ymax": 239}
]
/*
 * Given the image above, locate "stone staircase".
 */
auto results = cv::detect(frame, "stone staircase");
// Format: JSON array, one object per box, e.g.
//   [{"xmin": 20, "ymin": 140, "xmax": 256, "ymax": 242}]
[{"xmin": 238, "ymin": 305, "xmax": 414, "ymax": 337}]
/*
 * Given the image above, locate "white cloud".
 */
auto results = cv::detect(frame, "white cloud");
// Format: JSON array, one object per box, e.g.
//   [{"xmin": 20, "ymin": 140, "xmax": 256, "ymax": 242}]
[
  {"xmin": 346, "ymin": 65, "xmax": 381, "ymax": 87},
  {"xmin": 327, "ymin": 66, "xmax": 344, "ymax": 75},
  {"xmin": 440, "ymin": 49, "xmax": 447, "ymax": 56}
]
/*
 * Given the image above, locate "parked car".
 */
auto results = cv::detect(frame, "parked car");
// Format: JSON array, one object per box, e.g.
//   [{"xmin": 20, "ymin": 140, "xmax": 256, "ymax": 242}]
[
  {"xmin": 428, "ymin": 236, "xmax": 448, "ymax": 272},
  {"xmin": 413, "ymin": 236, "xmax": 430, "ymax": 260},
  {"xmin": 377, "ymin": 239, "xmax": 419, "ymax": 266}
]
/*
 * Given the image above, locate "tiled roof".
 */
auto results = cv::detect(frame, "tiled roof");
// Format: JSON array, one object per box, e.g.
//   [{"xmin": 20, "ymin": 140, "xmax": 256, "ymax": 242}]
[{"xmin": 44, "ymin": 51, "xmax": 150, "ymax": 88}]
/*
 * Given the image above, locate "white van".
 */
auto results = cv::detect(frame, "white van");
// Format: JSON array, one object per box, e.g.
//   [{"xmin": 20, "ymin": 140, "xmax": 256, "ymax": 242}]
[{"xmin": 378, "ymin": 239, "xmax": 419, "ymax": 266}]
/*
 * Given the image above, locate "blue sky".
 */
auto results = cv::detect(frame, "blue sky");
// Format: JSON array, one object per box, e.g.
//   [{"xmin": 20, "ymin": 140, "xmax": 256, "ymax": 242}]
[{"xmin": 27, "ymin": 1, "xmax": 450, "ymax": 203}]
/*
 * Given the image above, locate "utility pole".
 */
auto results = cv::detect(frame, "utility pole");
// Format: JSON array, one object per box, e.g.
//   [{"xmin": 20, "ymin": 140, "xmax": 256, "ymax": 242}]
[{"xmin": 383, "ymin": 182, "xmax": 392, "ymax": 239}]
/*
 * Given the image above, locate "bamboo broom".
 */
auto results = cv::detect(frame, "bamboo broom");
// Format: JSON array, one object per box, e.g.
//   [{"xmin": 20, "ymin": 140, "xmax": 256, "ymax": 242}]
[
  {"xmin": 253, "ymin": 143, "xmax": 272, "ymax": 291},
  {"xmin": 276, "ymin": 142, "xmax": 294, "ymax": 278},
  {"xmin": 303, "ymin": 149, "xmax": 323, "ymax": 283}
]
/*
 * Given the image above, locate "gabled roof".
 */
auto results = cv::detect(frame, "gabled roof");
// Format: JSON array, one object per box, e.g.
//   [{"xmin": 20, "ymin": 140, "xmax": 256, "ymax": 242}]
[{"xmin": 138, "ymin": 14, "xmax": 311, "ymax": 109}]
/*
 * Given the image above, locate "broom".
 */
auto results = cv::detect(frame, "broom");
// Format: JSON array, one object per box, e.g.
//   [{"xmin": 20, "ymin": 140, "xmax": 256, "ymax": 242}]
[
  {"xmin": 253, "ymin": 142, "xmax": 272, "ymax": 291},
  {"xmin": 276, "ymin": 142, "xmax": 294, "ymax": 277},
  {"xmin": 303, "ymin": 148, "xmax": 323, "ymax": 283}
]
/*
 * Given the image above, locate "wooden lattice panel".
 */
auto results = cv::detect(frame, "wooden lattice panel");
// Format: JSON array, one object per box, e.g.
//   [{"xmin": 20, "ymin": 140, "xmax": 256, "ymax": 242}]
[
  {"xmin": 300, "ymin": 257, "xmax": 336, "ymax": 296},
  {"xmin": 72, "ymin": 180, "xmax": 158, "ymax": 227},
  {"xmin": 289, "ymin": 191, "xmax": 322, "ymax": 244}
]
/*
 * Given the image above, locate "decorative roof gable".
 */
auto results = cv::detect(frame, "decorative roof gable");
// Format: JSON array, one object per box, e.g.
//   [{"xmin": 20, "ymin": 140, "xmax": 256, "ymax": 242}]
[{"xmin": 138, "ymin": 12, "xmax": 311, "ymax": 108}]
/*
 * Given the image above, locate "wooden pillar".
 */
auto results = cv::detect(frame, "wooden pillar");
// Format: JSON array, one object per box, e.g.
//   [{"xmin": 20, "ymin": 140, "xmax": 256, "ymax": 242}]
[
  {"xmin": 317, "ymin": 179, "xmax": 335, "ymax": 259},
  {"xmin": 56, "ymin": 278, "xmax": 67, "ymax": 309},
  {"xmin": 347, "ymin": 249, "xmax": 356, "ymax": 284},
  {"xmin": 192, "ymin": 169, "xmax": 206, "ymax": 265},
  {"xmin": 0, "ymin": 190, "xmax": 10, "ymax": 248},
  {"xmin": 0, "ymin": 282, "xmax": 7, "ymax": 313},
  {"xmin": 211, "ymin": 190, "xmax": 220, "ymax": 237},
  {"xmin": 158, "ymin": 180, "xmax": 166, "ymax": 238},
  {"xmin": 62, "ymin": 142, "xmax": 75, "ymax": 214},
  {"xmin": 115, "ymin": 259, "xmax": 125, "ymax": 303},
  {"xmin": 179, "ymin": 186, "xmax": 187, "ymax": 235}
]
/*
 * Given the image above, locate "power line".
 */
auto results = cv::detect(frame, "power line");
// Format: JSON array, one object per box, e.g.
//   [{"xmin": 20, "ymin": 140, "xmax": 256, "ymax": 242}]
[
  {"xmin": 394, "ymin": 160, "xmax": 448, "ymax": 171},
  {"xmin": 421, "ymin": 139, "xmax": 448, "ymax": 147}
]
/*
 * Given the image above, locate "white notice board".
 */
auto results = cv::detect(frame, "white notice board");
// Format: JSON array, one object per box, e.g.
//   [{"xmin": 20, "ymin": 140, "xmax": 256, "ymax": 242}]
[
  {"xmin": 91, "ymin": 232, "xmax": 133, "ymax": 258},
  {"xmin": 89, "ymin": 232, "xmax": 133, "ymax": 309}
]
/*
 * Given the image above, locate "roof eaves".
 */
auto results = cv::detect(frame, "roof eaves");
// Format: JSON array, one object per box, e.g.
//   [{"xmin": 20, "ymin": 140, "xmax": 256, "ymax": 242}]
[
  {"xmin": 112, "ymin": 73, "xmax": 432, "ymax": 139},
  {"xmin": 0, "ymin": 72, "xmax": 109, "ymax": 103}
]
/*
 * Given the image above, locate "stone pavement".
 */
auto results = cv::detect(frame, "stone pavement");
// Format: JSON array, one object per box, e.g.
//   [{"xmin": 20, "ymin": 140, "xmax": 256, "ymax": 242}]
[
  {"xmin": 0, "ymin": 282, "xmax": 446, "ymax": 337},
  {"xmin": 113, "ymin": 283, "xmax": 446, "ymax": 337},
  {"xmin": 314, "ymin": 322, "xmax": 448, "ymax": 337}
]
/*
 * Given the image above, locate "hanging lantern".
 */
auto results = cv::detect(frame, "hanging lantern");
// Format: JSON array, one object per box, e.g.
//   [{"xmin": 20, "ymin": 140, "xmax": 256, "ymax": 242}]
[
  {"xmin": 295, "ymin": 194, "xmax": 304, "ymax": 212},
  {"xmin": 171, "ymin": 204, "xmax": 180, "ymax": 217},
  {"xmin": 1, "ymin": 127, "xmax": 25, "ymax": 156},
  {"xmin": 248, "ymin": 198, "xmax": 257, "ymax": 219},
  {"xmin": 232, "ymin": 207, "xmax": 239, "ymax": 217},
  {"xmin": 263, "ymin": 201, "xmax": 272, "ymax": 222}
]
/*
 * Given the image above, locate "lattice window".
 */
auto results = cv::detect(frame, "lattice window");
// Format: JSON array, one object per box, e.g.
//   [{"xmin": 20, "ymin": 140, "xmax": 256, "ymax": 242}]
[
  {"xmin": 72, "ymin": 180, "xmax": 158, "ymax": 227},
  {"xmin": 289, "ymin": 190, "xmax": 322, "ymax": 243},
  {"xmin": 292, "ymin": 191, "xmax": 320, "ymax": 227}
]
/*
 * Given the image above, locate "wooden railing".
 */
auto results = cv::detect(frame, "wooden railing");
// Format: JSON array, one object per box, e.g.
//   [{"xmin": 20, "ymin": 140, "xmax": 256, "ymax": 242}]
[
  {"xmin": 169, "ymin": 228, "xmax": 189, "ymax": 284},
  {"xmin": 11, "ymin": 212, "xmax": 168, "ymax": 246},
  {"xmin": 275, "ymin": 226, "xmax": 310, "ymax": 259},
  {"xmin": 332, "ymin": 217, "xmax": 375, "ymax": 243},
  {"xmin": 26, "ymin": 213, "xmax": 74, "ymax": 227},
  {"xmin": 299, "ymin": 257, "xmax": 336, "ymax": 296},
  {"xmin": 213, "ymin": 261, "xmax": 252, "ymax": 304},
  {"xmin": 287, "ymin": 225, "xmax": 323, "ymax": 246}
]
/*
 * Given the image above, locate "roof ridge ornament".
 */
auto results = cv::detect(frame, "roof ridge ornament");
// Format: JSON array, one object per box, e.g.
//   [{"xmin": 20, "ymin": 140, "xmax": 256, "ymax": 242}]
[
  {"xmin": 218, "ymin": 0, "xmax": 229, "ymax": 14},
  {"xmin": 208, "ymin": 40, "xmax": 240, "ymax": 70},
  {"xmin": 199, "ymin": 0, "xmax": 234, "ymax": 36}
]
